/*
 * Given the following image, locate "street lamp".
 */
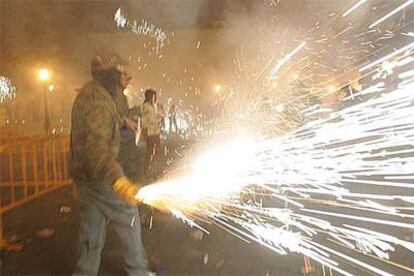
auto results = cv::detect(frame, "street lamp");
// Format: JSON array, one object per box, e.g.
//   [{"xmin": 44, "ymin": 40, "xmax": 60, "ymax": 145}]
[
  {"xmin": 38, "ymin": 69, "xmax": 49, "ymax": 81},
  {"xmin": 38, "ymin": 68, "xmax": 50, "ymax": 134}
]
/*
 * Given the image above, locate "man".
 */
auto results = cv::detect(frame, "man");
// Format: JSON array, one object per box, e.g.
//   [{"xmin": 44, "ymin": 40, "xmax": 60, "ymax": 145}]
[
  {"xmin": 141, "ymin": 89, "xmax": 163, "ymax": 180},
  {"xmin": 70, "ymin": 50, "xmax": 148, "ymax": 275}
]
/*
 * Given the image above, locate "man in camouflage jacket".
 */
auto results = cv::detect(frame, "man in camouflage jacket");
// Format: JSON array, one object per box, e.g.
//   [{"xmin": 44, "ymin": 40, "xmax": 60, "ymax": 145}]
[{"xmin": 70, "ymin": 50, "xmax": 148, "ymax": 275}]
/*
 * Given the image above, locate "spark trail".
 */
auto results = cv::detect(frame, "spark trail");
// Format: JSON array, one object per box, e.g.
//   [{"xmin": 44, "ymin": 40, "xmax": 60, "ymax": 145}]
[
  {"xmin": 369, "ymin": 0, "xmax": 414, "ymax": 29},
  {"xmin": 114, "ymin": 8, "xmax": 167, "ymax": 52},
  {"xmin": 342, "ymin": 0, "xmax": 368, "ymax": 17},
  {"xmin": 137, "ymin": 80, "xmax": 414, "ymax": 274},
  {"xmin": 268, "ymin": 41, "xmax": 307, "ymax": 80}
]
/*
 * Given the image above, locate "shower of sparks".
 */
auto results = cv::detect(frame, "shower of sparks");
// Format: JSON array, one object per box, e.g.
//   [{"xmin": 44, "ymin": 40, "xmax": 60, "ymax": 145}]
[
  {"xmin": 342, "ymin": 0, "xmax": 368, "ymax": 17},
  {"xmin": 359, "ymin": 40, "xmax": 414, "ymax": 72},
  {"xmin": 137, "ymin": 80, "xmax": 414, "ymax": 274},
  {"xmin": 0, "ymin": 76, "xmax": 16, "ymax": 103},
  {"xmin": 114, "ymin": 8, "xmax": 167, "ymax": 51},
  {"xmin": 264, "ymin": 0, "xmax": 280, "ymax": 7},
  {"xmin": 369, "ymin": 0, "xmax": 414, "ymax": 29},
  {"xmin": 113, "ymin": 0, "xmax": 414, "ymax": 274}
]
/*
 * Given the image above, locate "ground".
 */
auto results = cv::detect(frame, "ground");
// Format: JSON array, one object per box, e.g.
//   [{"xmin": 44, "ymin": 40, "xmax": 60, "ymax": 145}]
[{"xmin": 1, "ymin": 186, "xmax": 303, "ymax": 276}]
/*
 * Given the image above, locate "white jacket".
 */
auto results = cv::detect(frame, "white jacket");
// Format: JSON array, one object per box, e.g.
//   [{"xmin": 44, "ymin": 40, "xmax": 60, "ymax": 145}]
[{"xmin": 141, "ymin": 102, "xmax": 162, "ymax": 136}]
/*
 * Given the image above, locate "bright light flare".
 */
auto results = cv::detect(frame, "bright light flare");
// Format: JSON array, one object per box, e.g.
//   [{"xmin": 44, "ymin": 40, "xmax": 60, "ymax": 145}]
[
  {"xmin": 137, "ymin": 138, "xmax": 257, "ymax": 210},
  {"xmin": 38, "ymin": 69, "xmax": 49, "ymax": 81}
]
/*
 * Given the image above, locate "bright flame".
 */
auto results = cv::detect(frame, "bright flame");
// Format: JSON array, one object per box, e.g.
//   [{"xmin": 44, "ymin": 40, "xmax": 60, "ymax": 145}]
[{"xmin": 137, "ymin": 138, "xmax": 256, "ymax": 206}]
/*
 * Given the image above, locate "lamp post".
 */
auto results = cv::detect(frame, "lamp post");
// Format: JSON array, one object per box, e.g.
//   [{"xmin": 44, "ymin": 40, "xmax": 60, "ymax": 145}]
[{"xmin": 38, "ymin": 68, "xmax": 50, "ymax": 134}]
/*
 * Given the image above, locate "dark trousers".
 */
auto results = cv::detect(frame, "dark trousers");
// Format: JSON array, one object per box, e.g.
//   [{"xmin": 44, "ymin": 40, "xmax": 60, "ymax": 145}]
[
  {"xmin": 73, "ymin": 183, "xmax": 148, "ymax": 276},
  {"xmin": 145, "ymin": 135, "xmax": 160, "ymax": 178}
]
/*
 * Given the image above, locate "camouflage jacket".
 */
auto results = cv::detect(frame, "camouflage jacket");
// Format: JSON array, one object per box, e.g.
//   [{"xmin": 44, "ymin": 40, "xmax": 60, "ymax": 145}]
[{"xmin": 69, "ymin": 80, "xmax": 124, "ymax": 184}]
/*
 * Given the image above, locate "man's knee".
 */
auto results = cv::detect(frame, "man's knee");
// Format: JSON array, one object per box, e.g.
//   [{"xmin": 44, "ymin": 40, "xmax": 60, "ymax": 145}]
[{"xmin": 116, "ymin": 220, "xmax": 149, "ymax": 274}]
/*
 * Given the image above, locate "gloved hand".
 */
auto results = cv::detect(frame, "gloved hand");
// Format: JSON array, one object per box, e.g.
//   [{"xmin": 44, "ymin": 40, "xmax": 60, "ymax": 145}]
[{"xmin": 113, "ymin": 177, "xmax": 141, "ymax": 205}]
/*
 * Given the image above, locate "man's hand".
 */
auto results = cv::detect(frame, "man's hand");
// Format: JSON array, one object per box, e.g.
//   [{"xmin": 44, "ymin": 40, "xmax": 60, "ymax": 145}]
[{"xmin": 113, "ymin": 177, "xmax": 141, "ymax": 205}]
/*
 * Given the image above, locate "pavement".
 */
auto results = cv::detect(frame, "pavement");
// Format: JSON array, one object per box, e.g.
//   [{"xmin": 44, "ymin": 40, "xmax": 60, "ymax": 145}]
[{"xmin": 0, "ymin": 186, "xmax": 303, "ymax": 276}]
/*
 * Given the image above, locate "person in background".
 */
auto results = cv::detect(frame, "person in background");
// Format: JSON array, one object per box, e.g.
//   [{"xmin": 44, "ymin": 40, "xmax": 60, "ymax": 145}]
[
  {"xmin": 141, "ymin": 89, "xmax": 163, "ymax": 180},
  {"xmin": 70, "ymin": 50, "xmax": 148, "ymax": 275},
  {"xmin": 112, "ymin": 71, "xmax": 148, "ymax": 183}
]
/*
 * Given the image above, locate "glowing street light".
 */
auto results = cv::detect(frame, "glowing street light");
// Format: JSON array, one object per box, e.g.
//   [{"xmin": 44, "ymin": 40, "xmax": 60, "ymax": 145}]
[
  {"xmin": 48, "ymin": 84, "xmax": 55, "ymax": 92},
  {"xmin": 38, "ymin": 68, "xmax": 49, "ymax": 81}
]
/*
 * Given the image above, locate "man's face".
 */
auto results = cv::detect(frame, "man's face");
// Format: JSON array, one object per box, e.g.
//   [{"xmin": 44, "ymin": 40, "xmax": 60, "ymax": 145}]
[{"xmin": 119, "ymin": 72, "xmax": 130, "ymax": 90}]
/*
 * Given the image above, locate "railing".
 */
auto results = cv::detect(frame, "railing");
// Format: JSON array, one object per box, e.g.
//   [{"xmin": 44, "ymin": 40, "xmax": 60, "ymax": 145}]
[{"xmin": 0, "ymin": 135, "xmax": 71, "ymax": 242}]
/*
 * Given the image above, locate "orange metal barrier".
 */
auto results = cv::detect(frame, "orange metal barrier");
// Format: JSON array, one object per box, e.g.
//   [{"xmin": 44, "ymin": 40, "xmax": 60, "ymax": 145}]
[{"xmin": 0, "ymin": 135, "xmax": 72, "ymax": 242}]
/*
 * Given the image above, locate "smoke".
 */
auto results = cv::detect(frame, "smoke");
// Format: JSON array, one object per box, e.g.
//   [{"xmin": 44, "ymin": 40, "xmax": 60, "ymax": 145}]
[{"xmin": 2, "ymin": 1, "xmax": 412, "ymax": 134}]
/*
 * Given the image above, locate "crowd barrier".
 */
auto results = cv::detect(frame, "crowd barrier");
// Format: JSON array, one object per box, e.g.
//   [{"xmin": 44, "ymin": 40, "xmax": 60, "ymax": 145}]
[{"xmin": 0, "ymin": 135, "xmax": 71, "ymax": 242}]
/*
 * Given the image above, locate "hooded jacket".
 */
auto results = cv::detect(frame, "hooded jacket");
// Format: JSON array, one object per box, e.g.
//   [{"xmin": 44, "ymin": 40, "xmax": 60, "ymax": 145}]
[{"xmin": 69, "ymin": 77, "xmax": 124, "ymax": 185}]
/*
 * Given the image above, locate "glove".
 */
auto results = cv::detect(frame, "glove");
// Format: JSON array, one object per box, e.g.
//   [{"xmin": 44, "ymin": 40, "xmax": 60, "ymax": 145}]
[{"xmin": 113, "ymin": 177, "xmax": 141, "ymax": 205}]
